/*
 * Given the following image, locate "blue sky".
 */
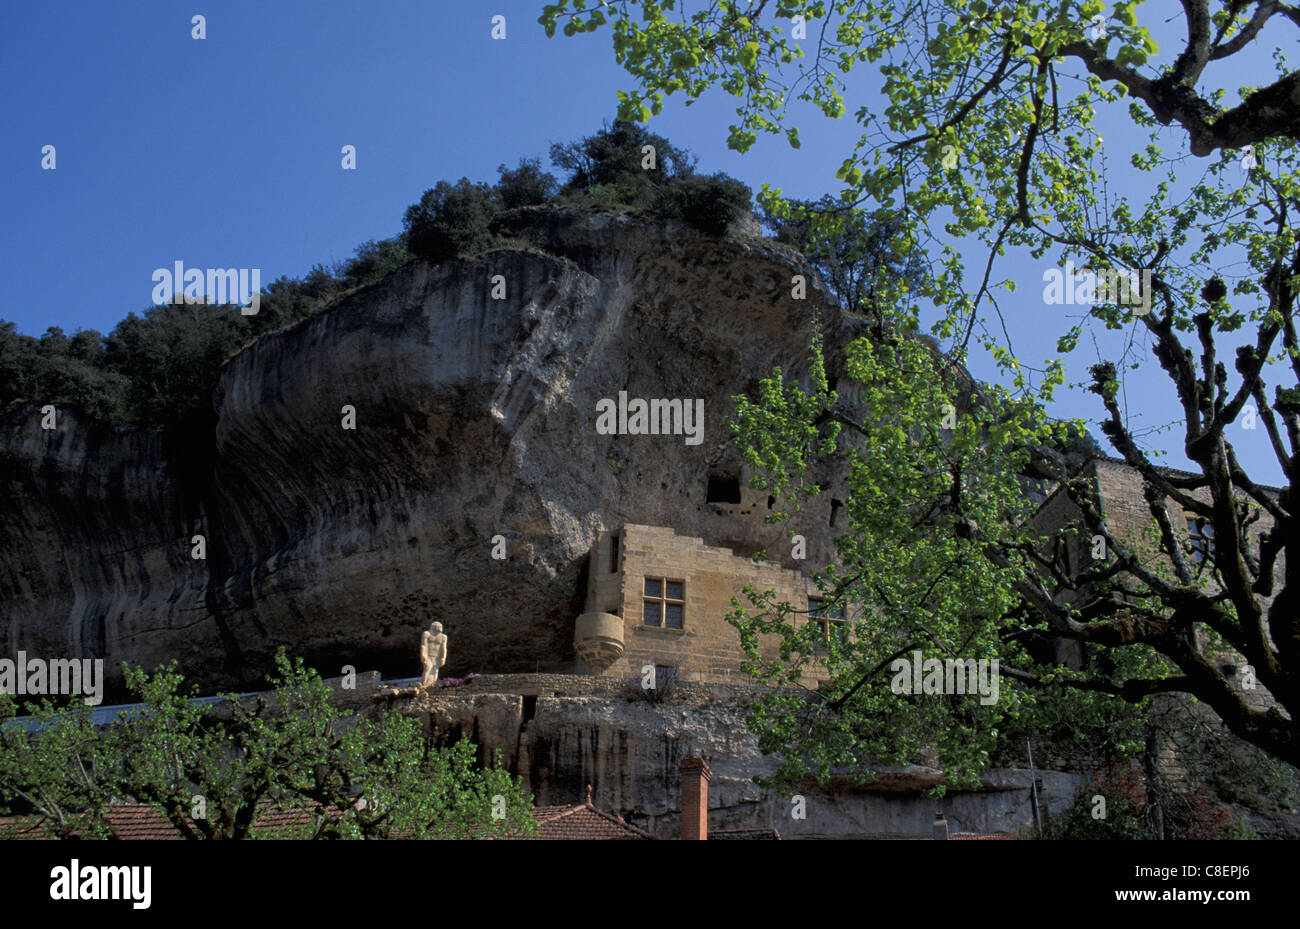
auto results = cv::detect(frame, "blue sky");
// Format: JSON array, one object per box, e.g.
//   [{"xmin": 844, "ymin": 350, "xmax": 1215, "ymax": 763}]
[{"xmin": 0, "ymin": 1, "xmax": 1287, "ymax": 484}]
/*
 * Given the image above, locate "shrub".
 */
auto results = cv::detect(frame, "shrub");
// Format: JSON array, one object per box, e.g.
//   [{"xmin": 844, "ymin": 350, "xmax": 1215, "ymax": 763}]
[
  {"xmin": 550, "ymin": 120, "xmax": 696, "ymax": 214},
  {"xmin": 659, "ymin": 172, "xmax": 753, "ymax": 236},
  {"xmin": 1036, "ymin": 766, "xmax": 1246, "ymax": 840},
  {"xmin": 495, "ymin": 158, "xmax": 559, "ymax": 209},
  {"xmin": 551, "ymin": 120, "xmax": 693, "ymax": 188},
  {"xmin": 339, "ymin": 238, "xmax": 412, "ymax": 289},
  {"xmin": 403, "ymin": 178, "xmax": 500, "ymax": 262},
  {"xmin": 1038, "ymin": 768, "xmax": 1149, "ymax": 840},
  {"xmin": 620, "ymin": 665, "xmax": 678, "ymax": 704}
]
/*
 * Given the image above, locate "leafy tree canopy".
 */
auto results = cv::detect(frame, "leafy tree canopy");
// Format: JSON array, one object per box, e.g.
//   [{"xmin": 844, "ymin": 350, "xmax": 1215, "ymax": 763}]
[
  {"xmin": 541, "ymin": 1, "xmax": 1300, "ymax": 772},
  {"xmin": 0, "ymin": 650, "xmax": 535, "ymax": 839}
]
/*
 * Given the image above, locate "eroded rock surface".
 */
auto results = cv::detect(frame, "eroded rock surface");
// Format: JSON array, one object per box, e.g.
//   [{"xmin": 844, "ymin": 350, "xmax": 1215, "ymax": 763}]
[
  {"xmin": 396, "ymin": 674, "xmax": 1082, "ymax": 838},
  {"xmin": 1, "ymin": 210, "xmax": 865, "ymax": 698}
]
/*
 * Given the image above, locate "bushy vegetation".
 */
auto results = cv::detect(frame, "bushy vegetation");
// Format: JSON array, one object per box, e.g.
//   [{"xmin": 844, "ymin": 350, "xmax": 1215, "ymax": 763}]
[
  {"xmin": 1035, "ymin": 768, "xmax": 1252, "ymax": 841},
  {"xmin": 401, "ymin": 120, "xmax": 754, "ymax": 262},
  {"xmin": 1, "ymin": 121, "xmax": 753, "ymax": 428},
  {"xmin": 761, "ymin": 195, "xmax": 926, "ymax": 317},
  {"xmin": 403, "ymin": 178, "xmax": 501, "ymax": 263},
  {"xmin": 0, "ymin": 269, "xmax": 362, "ymax": 427},
  {"xmin": 0, "ymin": 650, "xmax": 535, "ymax": 840}
]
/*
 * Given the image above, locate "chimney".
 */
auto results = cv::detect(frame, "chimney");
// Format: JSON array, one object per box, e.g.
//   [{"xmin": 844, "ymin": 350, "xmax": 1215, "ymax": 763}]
[
  {"xmin": 933, "ymin": 810, "xmax": 949, "ymax": 840},
  {"xmin": 680, "ymin": 757, "xmax": 712, "ymax": 840}
]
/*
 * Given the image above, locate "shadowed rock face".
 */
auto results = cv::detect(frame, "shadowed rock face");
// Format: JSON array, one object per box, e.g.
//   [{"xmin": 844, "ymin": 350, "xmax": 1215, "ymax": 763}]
[
  {"xmin": 0, "ymin": 209, "xmax": 866, "ymax": 700},
  {"xmin": 393, "ymin": 677, "xmax": 1083, "ymax": 838}
]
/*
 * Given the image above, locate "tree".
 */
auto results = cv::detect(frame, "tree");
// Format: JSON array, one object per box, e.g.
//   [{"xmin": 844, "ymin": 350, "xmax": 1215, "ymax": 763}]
[
  {"xmin": 0, "ymin": 651, "xmax": 536, "ymax": 839},
  {"xmin": 663, "ymin": 171, "xmax": 755, "ymax": 236},
  {"xmin": 403, "ymin": 178, "xmax": 500, "ymax": 262},
  {"xmin": 0, "ymin": 697, "xmax": 118, "ymax": 838},
  {"xmin": 339, "ymin": 238, "xmax": 414, "ymax": 289},
  {"xmin": 541, "ymin": 1, "xmax": 1300, "ymax": 769},
  {"xmin": 550, "ymin": 119, "xmax": 696, "ymax": 200},
  {"xmin": 496, "ymin": 157, "xmax": 560, "ymax": 209},
  {"xmin": 761, "ymin": 195, "xmax": 927, "ymax": 320},
  {"xmin": 727, "ymin": 318, "xmax": 1150, "ymax": 789},
  {"xmin": 102, "ymin": 304, "xmax": 244, "ymax": 426}
]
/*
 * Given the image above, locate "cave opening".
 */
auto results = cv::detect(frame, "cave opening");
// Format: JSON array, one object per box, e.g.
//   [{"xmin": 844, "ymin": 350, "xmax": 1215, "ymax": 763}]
[{"xmin": 706, "ymin": 474, "xmax": 742, "ymax": 504}]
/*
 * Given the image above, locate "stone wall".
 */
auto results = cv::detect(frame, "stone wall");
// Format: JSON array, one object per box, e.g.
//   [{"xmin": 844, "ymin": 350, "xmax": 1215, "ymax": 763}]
[
  {"xmin": 1029, "ymin": 458, "xmax": 1295, "ymax": 830},
  {"xmin": 579, "ymin": 524, "xmax": 847, "ymax": 684}
]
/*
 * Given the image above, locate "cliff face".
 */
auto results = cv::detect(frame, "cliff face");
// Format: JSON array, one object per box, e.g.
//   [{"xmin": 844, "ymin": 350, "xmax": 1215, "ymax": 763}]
[
  {"xmin": 1, "ymin": 209, "xmax": 865, "ymax": 698},
  {"xmin": 390, "ymin": 674, "xmax": 1083, "ymax": 838}
]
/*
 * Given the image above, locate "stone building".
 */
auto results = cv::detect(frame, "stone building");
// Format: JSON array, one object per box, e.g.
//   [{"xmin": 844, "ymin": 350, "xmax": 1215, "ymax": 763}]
[
  {"xmin": 1032, "ymin": 454, "xmax": 1283, "ymax": 699},
  {"xmin": 1028, "ymin": 455, "xmax": 1296, "ymax": 833},
  {"xmin": 573, "ymin": 524, "xmax": 854, "ymax": 684}
]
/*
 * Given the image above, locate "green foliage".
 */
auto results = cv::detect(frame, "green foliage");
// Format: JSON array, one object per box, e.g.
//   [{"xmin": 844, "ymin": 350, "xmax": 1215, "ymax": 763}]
[
  {"xmin": 496, "ymin": 157, "xmax": 560, "ymax": 209},
  {"xmin": 551, "ymin": 119, "xmax": 696, "ymax": 198},
  {"xmin": 1220, "ymin": 815, "xmax": 1260, "ymax": 840},
  {"xmin": 1037, "ymin": 770, "xmax": 1150, "ymax": 840},
  {"xmin": 403, "ymin": 178, "xmax": 501, "ymax": 262},
  {"xmin": 339, "ymin": 237, "xmax": 413, "ymax": 289},
  {"xmin": 0, "ymin": 651, "xmax": 535, "ymax": 839},
  {"xmin": 661, "ymin": 171, "xmax": 754, "ymax": 236},
  {"xmin": 1035, "ymin": 767, "xmax": 1248, "ymax": 840},
  {"xmin": 761, "ymin": 194, "xmax": 926, "ymax": 315},
  {"xmin": 550, "ymin": 120, "xmax": 754, "ymax": 234},
  {"xmin": 543, "ymin": 0, "xmax": 1300, "ymax": 772},
  {"xmin": 1148, "ymin": 698, "xmax": 1300, "ymax": 816},
  {"xmin": 1, "ymin": 322, "xmax": 126, "ymax": 422},
  {"xmin": 727, "ymin": 316, "xmax": 1079, "ymax": 791},
  {"xmin": 0, "ymin": 692, "xmax": 118, "ymax": 838},
  {"xmin": 1, "ymin": 271, "xmax": 348, "ymax": 427}
]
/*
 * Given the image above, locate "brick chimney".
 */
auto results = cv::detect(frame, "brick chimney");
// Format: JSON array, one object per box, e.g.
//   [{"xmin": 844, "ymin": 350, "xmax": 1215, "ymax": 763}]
[{"xmin": 680, "ymin": 757, "xmax": 712, "ymax": 840}]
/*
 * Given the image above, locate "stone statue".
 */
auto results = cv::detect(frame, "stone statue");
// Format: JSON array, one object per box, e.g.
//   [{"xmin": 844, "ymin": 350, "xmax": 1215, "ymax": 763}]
[{"xmin": 421, "ymin": 621, "xmax": 448, "ymax": 687}]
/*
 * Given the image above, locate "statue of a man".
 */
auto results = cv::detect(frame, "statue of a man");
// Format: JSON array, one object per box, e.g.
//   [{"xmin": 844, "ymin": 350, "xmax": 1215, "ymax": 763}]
[{"xmin": 421, "ymin": 621, "xmax": 448, "ymax": 687}]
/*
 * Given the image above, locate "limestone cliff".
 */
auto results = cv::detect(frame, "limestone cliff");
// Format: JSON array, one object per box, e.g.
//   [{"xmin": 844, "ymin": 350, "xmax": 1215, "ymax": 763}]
[
  {"xmin": 387, "ymin": 673, "xmax": 1082, "ymax": 838},
  {"xmin": 0, "ymin": 209, "xmax": 865, "ymax": 699}
]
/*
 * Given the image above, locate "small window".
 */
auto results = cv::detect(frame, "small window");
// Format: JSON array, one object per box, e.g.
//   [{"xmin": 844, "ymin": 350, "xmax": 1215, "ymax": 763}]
[
  {"xmin": 610, "ymin": 533, "xmax": 620, "ymax": 574},
  {"xmin": 643, "ymin": 577, "xmax": 685, "ymax": 629},
  {"xmin": 809, "ymin": 598, "xmax": 843, "ymax": 620},
  {"xmin": 809, "ymin": 598, "xmax": 849, "ymax": 645},
  {"xmin": 1187, "ymin": 517, "xmax": 1215, "ymax": 564}
]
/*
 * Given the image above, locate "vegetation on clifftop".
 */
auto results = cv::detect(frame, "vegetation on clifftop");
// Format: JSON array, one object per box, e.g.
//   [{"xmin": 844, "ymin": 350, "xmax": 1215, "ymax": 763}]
[{"xmin": 0, "ymin": 121, "xmax": 755, "ymax": 428}]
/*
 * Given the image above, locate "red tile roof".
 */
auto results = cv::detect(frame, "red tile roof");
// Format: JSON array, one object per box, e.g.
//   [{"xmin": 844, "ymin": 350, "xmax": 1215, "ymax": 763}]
[
  {"xmin": 0, "ymin": 793, "xmax": 651, "ymax": 840},
  {"xmin": 0, "ymin": 803, "xmax": 317, "ymax": 840},
  {"xmin": 529, "ymin": 800, "xmax": 650, "ymax": 840}
]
